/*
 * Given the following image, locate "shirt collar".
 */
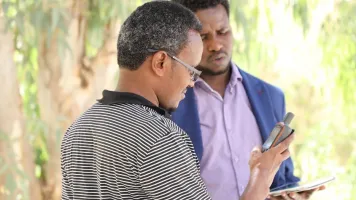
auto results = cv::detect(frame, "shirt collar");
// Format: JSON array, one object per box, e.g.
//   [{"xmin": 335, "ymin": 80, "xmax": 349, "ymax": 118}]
[
  {"xmin": 97, "ymin": 90, "xmax": 171, "ymax": 119},
  {"xmin": 195, "ymin": 61, "xmax": 243, "ymax": 89},
  {"xmin": 230, "ymin": 62, "xmax": 243, "ymax": 82}
]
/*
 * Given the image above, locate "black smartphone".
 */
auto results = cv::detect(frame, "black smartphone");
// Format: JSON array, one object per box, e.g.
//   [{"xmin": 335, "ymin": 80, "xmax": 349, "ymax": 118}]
[{"xmin": 262, "ymin": 112, "xmax": 295, "ymax": 152}]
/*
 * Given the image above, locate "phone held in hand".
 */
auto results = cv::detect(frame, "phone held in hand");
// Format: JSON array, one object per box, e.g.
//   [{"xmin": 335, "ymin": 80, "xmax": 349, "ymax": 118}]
[{"xmin": 262, "ymin": 112, "xmax": 295, "ymax": 152}]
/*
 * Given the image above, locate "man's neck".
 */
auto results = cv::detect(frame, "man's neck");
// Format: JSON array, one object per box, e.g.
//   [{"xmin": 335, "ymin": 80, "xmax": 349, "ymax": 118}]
[
  {"xmin": 200, "ymin": 67, "xmax": 231, "ymax": 98},
  {"xmin": 116, "ymin": 70, "xmax": 159, "ymax": 107}
]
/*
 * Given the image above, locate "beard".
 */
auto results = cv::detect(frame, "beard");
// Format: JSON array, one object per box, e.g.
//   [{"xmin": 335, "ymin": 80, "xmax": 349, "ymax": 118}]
[
  {"xmin": 196, "ymin": 62, "xmax": 231, "ymax": 76},
  {"xmin": 197, "ymin": 50, "xmax": 231, "ymax": 76}
]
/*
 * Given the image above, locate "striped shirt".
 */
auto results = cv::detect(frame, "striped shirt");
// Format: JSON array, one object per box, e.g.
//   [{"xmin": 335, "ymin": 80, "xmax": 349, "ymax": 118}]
[{"xmin": 60, "ymin": 90, "xmax": 211, "ymax": 200}]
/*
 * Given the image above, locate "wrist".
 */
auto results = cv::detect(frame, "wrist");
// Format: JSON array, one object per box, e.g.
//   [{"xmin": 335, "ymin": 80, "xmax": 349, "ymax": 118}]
[
  {"xmin": 241, "ymin": 182, "xmax": 269, "ymax": 200},
  {"xmin": 240, "ymin": 189, "xmax": 259, "ymax": 200},
  {"xmin": 242, "ymin": 169, "xmax": 270, "ymax": 200}
]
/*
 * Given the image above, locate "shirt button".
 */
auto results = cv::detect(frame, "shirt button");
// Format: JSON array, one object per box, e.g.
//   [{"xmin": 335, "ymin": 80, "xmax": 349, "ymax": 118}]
[{"xmin": 234, "ymin": 157, "xmax": 239, "ymax": 162}]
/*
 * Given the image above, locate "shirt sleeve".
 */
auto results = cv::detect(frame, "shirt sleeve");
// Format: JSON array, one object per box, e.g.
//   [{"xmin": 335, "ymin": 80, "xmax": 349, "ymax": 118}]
[
  {"xmin": 138, "ymin": 131, "xmax": 211, "ymax": 200},
  {"xmin": 61, "ymin": 132, "xmax": 72, "ymax": 200}
]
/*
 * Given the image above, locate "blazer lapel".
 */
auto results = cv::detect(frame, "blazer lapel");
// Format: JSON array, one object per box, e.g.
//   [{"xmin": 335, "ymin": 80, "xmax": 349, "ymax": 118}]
[
  {"xmin": 239, "ymin": 68, "xmax": 277, "ymax": 142},
  {"xmin": 171, "ymin": 87, "xmax": 203, "ymax": 160}
]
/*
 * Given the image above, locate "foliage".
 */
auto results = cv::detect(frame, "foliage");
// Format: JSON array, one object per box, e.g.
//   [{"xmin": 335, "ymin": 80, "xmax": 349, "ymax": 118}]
[
  {"xmin": 318, "ymin": 1, "xmax": 356, "ymax": 198},
  {"xmin": 230, "ymin": 0, "xmax": 276, "ymax": 72},
  {"xmin": 0, "ymin": 0, "xmax": 141, "ymax": 199},
  {"xmin": 320, "ymin": 0, "xmax": 356, "ymax": 115},
  {"xmin": 229, "ymin": 0, "xmax": 356, "ymax": 199},
  {"xmin": 86, "ymin": 0, "xmax": 139, "ymax": 57},
  {"xmin": 0, "ymin": 0, "xmax": 355, "ymax": 199}
]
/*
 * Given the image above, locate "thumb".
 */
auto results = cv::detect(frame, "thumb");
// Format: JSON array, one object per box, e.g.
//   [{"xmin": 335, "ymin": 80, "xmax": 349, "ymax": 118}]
[
  {"xmin": 251, "ymin": 146, "xmax": 262, "ymax": 156},
  {"xmin": 249, "ymin": 146, "xmax": 262, "ymax": 166}
]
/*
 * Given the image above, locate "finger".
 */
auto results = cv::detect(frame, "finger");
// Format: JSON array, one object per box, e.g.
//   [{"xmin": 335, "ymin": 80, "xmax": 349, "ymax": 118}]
[
  {"xmin": 251, "ymin": 146, "xmax": 262, "ymax": 154},
  {"xmin": 300, "ymin": 186, "xmax": 325, "ymax": 199},
  {"xmin": 280, "ymin": 149, "xmax": 291, "ymax": 162},
  {"xmin": 268, "ymin": 194, "xmax": 285, "ymax": 200},
  {"xmin": 249, "ymin": 146, "xmax": 262, "ymax": 166},
  {"xmin": 304, "ymin": 185, "xmax": 326, "ymax": 195},
  {"xmin": 275, "ymin": 133, "xmax": 295, "ymax": 153},
  {"xmin": 300, "ymin": 191, "xmax": 314, "ymax": 199},
  {"xmin": 281, "ymin": 192, "xmax": 293, "ymax": 200},
  {"xmin": 318, "ymin": 185, "xmax": 326, "ymax": 191},
  {"xmin": 274, "ymin": 195, "xmax": 285, "ymax": 200},
  {"xmin": 268, "ymin": 195, "xmax": 283, "ymax": 200},
  {"xmin": 308, "ymin": 187, "xmax": 319, "ymax": 193},
  {"xmin": 288, "ymin": 192, "xmax": 302, "ymax": 200}
]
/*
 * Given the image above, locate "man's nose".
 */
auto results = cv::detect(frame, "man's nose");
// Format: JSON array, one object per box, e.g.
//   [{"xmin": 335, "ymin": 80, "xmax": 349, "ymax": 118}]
[{"xmin": 207, "ymin": 37, "xmax": 223, "ymax": 52}]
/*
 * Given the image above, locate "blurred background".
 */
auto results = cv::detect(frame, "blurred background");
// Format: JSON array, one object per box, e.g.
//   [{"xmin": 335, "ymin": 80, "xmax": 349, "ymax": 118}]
[{"xmin": 0, "ymin": 0, "xmax": 355, "ymax": 199}]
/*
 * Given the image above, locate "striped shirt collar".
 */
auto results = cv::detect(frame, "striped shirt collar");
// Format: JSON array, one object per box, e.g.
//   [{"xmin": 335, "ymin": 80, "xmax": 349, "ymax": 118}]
[{"xmin": 98, "ymin": 90, "xmax": 171, "ymax": 119}]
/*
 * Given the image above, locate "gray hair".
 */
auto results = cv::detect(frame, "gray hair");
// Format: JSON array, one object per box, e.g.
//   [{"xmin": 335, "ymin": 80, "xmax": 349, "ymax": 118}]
[{"xmin": 117, "ymin": 1, "xmax": 202, "ymax": 70}]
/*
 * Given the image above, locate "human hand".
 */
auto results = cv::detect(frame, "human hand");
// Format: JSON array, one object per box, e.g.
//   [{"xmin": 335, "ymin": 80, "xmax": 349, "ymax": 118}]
[
  {"xmin": 241, "ymin": 133, "xmax": 295, "ymax": 200},
  {"xmin": 268, "ymin": 186, "xmax": 326, "ymax": 200}
]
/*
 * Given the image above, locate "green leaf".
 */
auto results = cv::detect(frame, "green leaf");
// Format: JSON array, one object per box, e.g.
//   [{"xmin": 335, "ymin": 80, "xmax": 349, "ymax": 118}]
[
  {"xmin": 4, "ymin": 2, "xmax": 17, "ymax": 18},
  {"xmin": 292, "ymin": 0, "xmax": 310, "ymax": 35},
  {"xmin": 2, "ymin": 2, "xmax": 12, "ymax": 16},
  {"xmin": 35, "ymin": 165, "xmax": 41, "ymax": 178}
]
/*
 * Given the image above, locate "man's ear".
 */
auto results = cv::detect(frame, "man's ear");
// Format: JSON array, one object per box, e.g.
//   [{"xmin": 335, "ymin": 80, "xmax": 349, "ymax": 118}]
[{"xmin": 151, "ymin": 51, "xmax": 171, "ymax": 77}]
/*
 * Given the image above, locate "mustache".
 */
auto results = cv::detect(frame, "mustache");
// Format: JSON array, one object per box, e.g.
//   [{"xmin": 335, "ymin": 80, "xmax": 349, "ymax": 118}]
[{"xmin": 207, "ymin": 50, "xmax": 228, "ymax": 62}]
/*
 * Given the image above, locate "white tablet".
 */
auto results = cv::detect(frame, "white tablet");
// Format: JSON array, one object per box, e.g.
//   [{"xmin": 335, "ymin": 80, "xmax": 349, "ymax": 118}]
[{"xmin": 269, "ymin": 176, "xmax": 335, "ymax": 196}]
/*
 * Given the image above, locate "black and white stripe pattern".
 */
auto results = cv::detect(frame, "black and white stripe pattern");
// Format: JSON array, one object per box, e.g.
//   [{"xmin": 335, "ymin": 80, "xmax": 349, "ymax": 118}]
[{"xmin": 61, "ymin": 102, "xmax": 211, "ymax": 200}]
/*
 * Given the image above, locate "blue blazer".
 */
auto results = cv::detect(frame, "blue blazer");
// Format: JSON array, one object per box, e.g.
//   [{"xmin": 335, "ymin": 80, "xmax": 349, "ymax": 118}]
[{"xmin": 172, "ymin": 67, "xmax": 300, "ymax": 189}]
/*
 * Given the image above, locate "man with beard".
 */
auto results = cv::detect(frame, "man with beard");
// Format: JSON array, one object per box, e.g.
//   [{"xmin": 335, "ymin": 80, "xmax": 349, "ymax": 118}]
[{"xmin": 172, "ymin": 0, "xmax": 324, "ymax": 200}]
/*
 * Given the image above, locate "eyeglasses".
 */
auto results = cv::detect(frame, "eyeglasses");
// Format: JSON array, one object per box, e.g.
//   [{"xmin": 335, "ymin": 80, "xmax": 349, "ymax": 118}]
[{"xmin": 148, "ymin": 49, "xmax": 202, "ymax": 82}]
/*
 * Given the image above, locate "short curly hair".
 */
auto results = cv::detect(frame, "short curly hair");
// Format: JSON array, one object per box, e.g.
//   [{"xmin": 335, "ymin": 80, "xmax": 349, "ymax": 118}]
[
  {"xmin": 117, "ymin": 1, "xmax": 202, "ymax": 70},
  {"xmin": 171, "ymin": 0, "xmax": 230, "ymax": 16}
]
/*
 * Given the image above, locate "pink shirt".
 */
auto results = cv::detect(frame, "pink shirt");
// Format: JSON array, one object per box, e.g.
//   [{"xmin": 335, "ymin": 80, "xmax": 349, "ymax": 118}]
[{"xmin": 194, "ymin": 64, "xmax": 262, "ymax": 200}]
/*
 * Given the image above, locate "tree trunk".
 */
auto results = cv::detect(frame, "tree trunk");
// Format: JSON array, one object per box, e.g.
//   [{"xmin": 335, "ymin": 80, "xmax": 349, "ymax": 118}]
[
  {"xmin": 36, "ymin": 1, "xmax": 119, "ymax": 199},
  {"xmin": 0, "ymin": 15, "xmax": 42, "ymax": 200}
]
